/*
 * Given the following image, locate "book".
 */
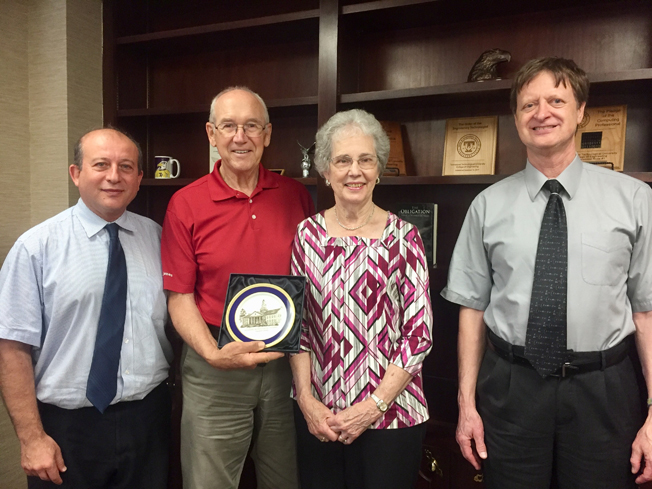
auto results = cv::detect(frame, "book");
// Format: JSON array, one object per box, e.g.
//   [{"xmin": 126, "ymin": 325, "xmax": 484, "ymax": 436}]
[{"xmin": 395, "ymin": 203, "xmax": 438, "ymax": 267}]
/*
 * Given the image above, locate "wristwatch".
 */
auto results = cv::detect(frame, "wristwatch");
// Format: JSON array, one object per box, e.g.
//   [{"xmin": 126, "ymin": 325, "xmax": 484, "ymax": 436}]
[{"xmin": 370, "ymin": 393, "xmax": 388, "ymax": 413}]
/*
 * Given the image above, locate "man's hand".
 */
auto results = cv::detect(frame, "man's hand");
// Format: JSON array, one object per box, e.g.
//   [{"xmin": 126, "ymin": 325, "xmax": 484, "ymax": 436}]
[
  {"xmin": 20, "ymin": 432, "xmax": 66, "ymax": 485},
  {"xmin": 205, "ymin": 340, "xmax": 283, "ymax": 370},
  {"xmin": 456, "ymin": 405, "xmax": 487, "ymax": 470},
  {"xmin": 631, "ymin": 412, "xmax": 652, "ymax": 484}
]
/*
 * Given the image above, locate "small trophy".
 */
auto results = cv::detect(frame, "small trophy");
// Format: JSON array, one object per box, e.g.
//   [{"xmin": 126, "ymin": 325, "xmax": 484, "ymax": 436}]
[{"xmin": 298, "ymin": 141, "xmax": 315, "ymax": 178}]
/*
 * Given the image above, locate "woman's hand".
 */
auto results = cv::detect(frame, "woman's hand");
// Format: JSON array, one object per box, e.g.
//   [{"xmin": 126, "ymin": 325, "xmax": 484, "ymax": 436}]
[
  {"xmin": 297, "ymin": 395, "xmax": 340, "ymax": 442},
  {"xmin": 327, "ymin": 398, "xmax": 382, "ymax": 444}
]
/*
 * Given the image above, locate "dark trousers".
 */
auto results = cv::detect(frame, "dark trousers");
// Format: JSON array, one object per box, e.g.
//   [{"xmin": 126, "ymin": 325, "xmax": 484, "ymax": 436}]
[
  {"xmin": 477, "ymin": 347, "xmax": 643, "ymax": 489},
  {"xmin": 28, "ymin": 382, "xmax": 171, "ymax": 489},
  {"xmin": 293, "ymin": 401, "xmax": 426, "ymax": 489}
]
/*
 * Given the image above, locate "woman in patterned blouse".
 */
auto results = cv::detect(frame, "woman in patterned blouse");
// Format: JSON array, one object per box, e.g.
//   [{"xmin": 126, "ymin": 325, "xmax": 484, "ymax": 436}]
[{"xmin": 290, "ymin": 109, "xmax": 433, "ymax": 489}]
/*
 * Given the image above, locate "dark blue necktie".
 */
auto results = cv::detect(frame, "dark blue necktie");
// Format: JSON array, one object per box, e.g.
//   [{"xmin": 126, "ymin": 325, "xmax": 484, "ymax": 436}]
[
  {"xmin": 525, "ymin": 180, "xmax": 568, "ymax": 377},
  {"xmin": 86, "ymin": 223, "xmax": 127, "ymax": 413}
]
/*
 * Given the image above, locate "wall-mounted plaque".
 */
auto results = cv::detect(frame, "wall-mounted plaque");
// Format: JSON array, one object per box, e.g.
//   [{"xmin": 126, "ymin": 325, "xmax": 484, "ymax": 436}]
[
  {"xmin": 380, "ymin": 121, "xmax": 407, "ymax": 176},
  {"xmin": 575, "ymin": 105, "xmax": 627, "ymax": 171},
  {"xmin": 218, "ymin": 274, "xmax": 305, "ymax": 353},
  {"xmin": 442, "ymin": 116, "xmax": 497, "ymax": 176}
]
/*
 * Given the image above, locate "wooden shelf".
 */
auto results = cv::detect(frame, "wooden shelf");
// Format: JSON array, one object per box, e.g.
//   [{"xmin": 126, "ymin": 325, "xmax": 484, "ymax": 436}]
[
  {"xmin": 116, "ymin": 10, "xmax": 320, "ymax": 45},
  {"xmin": 140, "ymin": 177, "xmax": 318, "ymax": 187},
  {"xmin": 117, "ymin": 97, "xmax": 319, "ymax": 118},
  {"xmin": 340, "ymin": 69, "xmax": 652, "ymax": 107}
]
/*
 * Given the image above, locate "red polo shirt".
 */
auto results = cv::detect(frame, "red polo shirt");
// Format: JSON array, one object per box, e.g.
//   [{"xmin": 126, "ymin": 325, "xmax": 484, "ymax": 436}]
[{"xmin": 161, "ymin": 162, "xmax": 314, "ymax": 325}]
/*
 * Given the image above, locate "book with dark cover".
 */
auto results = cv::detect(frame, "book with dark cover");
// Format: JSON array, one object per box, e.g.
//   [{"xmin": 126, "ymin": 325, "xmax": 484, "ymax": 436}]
[{"xmin": 395, "ymin": 203, "xmax": 438, "ymax": 267}]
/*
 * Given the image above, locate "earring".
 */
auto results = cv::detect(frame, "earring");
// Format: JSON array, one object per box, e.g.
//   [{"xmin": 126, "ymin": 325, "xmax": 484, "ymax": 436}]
[
  {"xmin": 376, "ymin": 177, "xmax": 380, "ymax": 184},
  {"xmin": 325, "ymin": 180, "xmax": 331, "ymax": 187}
]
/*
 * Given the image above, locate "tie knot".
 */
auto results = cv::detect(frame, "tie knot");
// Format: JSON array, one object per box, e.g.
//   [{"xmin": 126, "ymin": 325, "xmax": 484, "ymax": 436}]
[
  {"xmin": 544, "ymin": 179, "xmax": 563, "ymax": 196},
  {"xmin": 105, "ymin": 223, "xmax": 119, "ymax": 240}
]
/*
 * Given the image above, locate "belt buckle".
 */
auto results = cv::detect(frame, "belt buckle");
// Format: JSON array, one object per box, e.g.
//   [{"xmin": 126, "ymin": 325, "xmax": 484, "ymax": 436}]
[{"xmin": 561, "ymin": 362, "xmax": 579, "ymax": 378}]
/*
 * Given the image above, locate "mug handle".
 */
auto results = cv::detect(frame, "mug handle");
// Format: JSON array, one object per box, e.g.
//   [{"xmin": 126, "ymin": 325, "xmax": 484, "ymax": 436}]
[{"xmin": 170, "ymin": 159, "xmax": 181, "ymax": 178}]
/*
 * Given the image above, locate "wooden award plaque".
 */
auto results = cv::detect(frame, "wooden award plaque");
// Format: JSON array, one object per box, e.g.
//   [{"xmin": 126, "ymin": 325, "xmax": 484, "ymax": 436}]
[
  {"xmin": 380, "ymin": 121, "xmax": 407, "ymax": 176},
  {"xmin": 575, "ymin": 105, "xmax": 627, "ymax": 171},
  {"xmin": 442, "ymin": 116, "xmax": 497, "ymax": 176}
]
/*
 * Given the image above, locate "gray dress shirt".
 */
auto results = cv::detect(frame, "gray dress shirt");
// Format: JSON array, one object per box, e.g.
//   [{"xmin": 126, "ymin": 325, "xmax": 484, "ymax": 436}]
[
  {"xmin": 0, "ymin": 199, "xmax": 172, "ymax": 409},
  {"xmin": 442, "ymin": 156, "xmax": 652, "ymax": 351}
]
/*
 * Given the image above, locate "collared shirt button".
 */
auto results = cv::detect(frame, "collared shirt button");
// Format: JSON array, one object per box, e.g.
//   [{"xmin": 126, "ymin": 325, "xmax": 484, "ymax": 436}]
[
  {"xmin": 125, "ymin": 370, "xmax": 130, "ymax": 375},
  {"xmin": 249, "ymin": 199, "xmax": 253, "ymax": 204},
  {"xmin": 252, "ymin": 214, "xmax": 257, "ymax": 219},
  {"xmin": 124, "ymin": 338, "xmax": 129, "ymax": 344}
]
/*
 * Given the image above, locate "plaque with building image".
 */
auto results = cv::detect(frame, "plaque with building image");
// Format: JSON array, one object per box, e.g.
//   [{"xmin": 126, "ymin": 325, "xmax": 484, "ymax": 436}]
[
  {"xmin": 575, "ymin": 105, "xmax": 627, "ymax": 171},
  {"xmin": 218, "ymin": 274, "xmax": 305, "ymax": 353}
]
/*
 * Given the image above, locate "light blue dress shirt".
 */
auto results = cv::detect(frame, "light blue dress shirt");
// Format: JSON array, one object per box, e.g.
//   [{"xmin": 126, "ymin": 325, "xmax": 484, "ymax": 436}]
[
  {"xmin": 0, "ymin": 199, "xmax": 172, "ymax": 409},
  {"xmin": 442, "ymin": 156, "xmax": 652, "ymax": 351}
]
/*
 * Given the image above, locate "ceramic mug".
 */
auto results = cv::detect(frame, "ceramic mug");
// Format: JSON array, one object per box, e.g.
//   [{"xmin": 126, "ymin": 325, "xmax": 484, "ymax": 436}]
[{"xmin": 154, "ymin": 156, "xmax": 181, "ymax": 179}]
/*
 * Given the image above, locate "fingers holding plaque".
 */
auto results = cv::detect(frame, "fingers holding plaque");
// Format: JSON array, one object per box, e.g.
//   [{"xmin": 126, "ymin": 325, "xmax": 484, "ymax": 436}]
[{"xmin": 218, "ymin": 274, "xmax": 305, "ymax": 353}]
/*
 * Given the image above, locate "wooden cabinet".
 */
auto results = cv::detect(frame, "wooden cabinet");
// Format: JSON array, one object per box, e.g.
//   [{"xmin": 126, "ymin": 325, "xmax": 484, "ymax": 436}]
[{"xmin": 103, "ymin": 1, "xmax": 652, "ymax": 487}]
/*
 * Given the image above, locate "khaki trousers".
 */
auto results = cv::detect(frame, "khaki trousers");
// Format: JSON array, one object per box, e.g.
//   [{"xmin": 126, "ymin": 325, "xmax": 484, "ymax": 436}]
[{"xmin": 180, "ymin": 344, "xmax": 299, "ymax": 489}]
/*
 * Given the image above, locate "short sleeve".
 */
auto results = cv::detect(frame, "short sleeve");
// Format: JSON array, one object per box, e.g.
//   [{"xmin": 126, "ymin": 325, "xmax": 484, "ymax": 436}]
[
  {"xmin": 161, "ymin": 196, "xmax": 199, "ymax": 293},
  {"xmin": 627, "ymin": 184, "xmax": 652, "ymax": 312},
  {"xmin": 0, "ymin": 240, "xmax": 45, "ymax": 346},
  {"xmin": 441, "ymin": 195, "xmax": 493, "ymax": 311}
]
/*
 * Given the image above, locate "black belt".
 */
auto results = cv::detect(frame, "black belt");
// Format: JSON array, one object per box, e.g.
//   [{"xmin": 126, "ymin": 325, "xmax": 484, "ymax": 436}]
[{"xmin": 487, "ymin": 328, "xmax": 632, "ymax": 378}]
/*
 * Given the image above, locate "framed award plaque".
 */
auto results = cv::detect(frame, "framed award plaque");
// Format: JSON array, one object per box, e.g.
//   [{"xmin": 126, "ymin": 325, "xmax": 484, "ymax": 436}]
[{"xmin": 218, "ymin": 274, "xmax": 306, "ymax": 353}]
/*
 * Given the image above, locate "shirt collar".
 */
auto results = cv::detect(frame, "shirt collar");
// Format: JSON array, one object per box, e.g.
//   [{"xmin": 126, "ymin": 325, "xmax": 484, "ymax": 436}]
[
  {"xmin": 73, "ymin": 198, "xmax": 134, "ymax": 238},
  {"xmin": 208, "ymin": 160, "xmax": 280, "ymax": 202},
  {"xmin": 524, "ymin": 154, "xmax": 583, "ymax": 201}
]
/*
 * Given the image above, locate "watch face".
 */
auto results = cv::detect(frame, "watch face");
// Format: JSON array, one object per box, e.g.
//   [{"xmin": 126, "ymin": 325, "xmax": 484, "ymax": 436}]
[{"xmin": 378, "ymin": 400, "xmax": 388, "ymax": 412}]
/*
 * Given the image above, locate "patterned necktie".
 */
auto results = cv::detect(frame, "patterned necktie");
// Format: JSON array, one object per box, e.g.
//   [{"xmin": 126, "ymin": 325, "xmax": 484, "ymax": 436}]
[
  {"xmin": 86, "ymin": 223, "xmax": 127, "ymax": 413},
  {"xmin": 525, "ymin": 179, "xmax": 568, "ymax": 377}
]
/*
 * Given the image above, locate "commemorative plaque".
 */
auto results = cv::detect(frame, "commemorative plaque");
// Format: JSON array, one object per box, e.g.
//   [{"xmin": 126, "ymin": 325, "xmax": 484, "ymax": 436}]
[
  {"xmin": 380, "ymin": 121, "xmax": 407, "ymax": 176},
  {"xmin": 218, "ymin": 274, "xmax": 305, "ymax": 353},
  {"xmin": 575, "ymin": 105, "xmax": 627, "ymax": 171},
  {"xmin": 442, "ymin": 116, "xmax": 497, "ymax": 176}
]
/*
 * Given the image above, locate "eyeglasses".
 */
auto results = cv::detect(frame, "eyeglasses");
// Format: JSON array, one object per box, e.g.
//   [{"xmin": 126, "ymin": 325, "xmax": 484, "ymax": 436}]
[
  {"xmin": 330, "ymin": 155, "xmax": 379, "ymax": 171},
  {"xmin": 211, "ymin": 122, "xmax": 267, "ymax": 137}
]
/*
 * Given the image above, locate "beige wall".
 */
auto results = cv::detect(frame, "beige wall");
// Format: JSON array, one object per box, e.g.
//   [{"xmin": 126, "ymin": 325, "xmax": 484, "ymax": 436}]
[{"xmin": 0, "ymin": 1, "xmax": 102, "ymax": 486}]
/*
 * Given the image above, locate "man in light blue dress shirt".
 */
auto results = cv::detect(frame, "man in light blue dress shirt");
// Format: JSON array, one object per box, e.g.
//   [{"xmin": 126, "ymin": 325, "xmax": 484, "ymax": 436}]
[
  {"xmin": 0, "ymin": 128, "xmax": 172, "ymax": 488},
  {"xmin": 442, "ymin": 58, "xmax": 652, "ymax": 488}
]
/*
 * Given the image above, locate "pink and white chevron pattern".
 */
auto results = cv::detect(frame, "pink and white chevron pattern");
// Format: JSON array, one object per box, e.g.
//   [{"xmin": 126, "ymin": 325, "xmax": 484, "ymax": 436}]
[{"xmin": 291, "ymin": 212, "xmax": 433, "ymax": 429}]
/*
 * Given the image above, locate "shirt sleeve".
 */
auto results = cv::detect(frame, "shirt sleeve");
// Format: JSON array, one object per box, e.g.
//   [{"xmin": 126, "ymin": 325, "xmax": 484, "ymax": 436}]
[
  {"xmin": 441, "ymin": 195, "xmax": 493, "ymax": 310},
  {"xmin": 627, "ymin": 184, "xmax": 652, "ymax": 312},
  {"xmin": 0, "ymin": 239, "xmax": 44, "ymax": 347},
  {"xmin": 391, "ymin": 225, "xmax": 433, "ymax": 376},
  {"xmin": 161, "ymin": 195, "xmax": 198, "ymax": 294},
  {"xmin": 290, "ymin": 221, "xmax": 312, "ymax": 352}
]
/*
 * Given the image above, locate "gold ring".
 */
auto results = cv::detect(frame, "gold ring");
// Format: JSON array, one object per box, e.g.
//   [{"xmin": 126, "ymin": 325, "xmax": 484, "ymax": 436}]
[{"xmin": 320, "ymin": 436, "xmax": 326, "ymax": 442}]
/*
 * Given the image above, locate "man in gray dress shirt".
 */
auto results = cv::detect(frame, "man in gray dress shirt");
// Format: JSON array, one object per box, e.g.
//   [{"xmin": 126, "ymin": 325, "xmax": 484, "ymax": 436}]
[
  {"xmin": 442, "ymin": 57, "xmax": 652, "ymax": 488},
  {"xmin": 0, "ymin": 128, "xmax": 172, "ymax": 488}
]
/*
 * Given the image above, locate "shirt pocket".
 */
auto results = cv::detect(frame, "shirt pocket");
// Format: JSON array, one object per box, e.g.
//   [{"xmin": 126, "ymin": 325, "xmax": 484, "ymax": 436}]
[{"xmin": 581, "ymin": 232, "xmax": 631, "ymax": 286}]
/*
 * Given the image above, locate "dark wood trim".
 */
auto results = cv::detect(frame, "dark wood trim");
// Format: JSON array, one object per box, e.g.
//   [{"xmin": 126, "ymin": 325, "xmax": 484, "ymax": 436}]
[{"xmin": 116, "ymin": 10, "xmax": 320, "ymax": 44}]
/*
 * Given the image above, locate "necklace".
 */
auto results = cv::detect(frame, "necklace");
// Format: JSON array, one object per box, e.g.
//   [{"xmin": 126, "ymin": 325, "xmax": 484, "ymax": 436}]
[{"xmin": 334, "ymin": 205, "xmax": 375, "ymax": 231}]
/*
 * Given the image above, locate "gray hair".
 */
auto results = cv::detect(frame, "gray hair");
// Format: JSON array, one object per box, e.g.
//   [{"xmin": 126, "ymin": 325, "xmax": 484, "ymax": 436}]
[
  {"xmin": 208, "ymin": 86, "xmax": 270, "ymax": 124},
  {"xmin": 314, "ymin": 109, "xmax": 390, "ymax": 176},
  {"xmin": 73, "ymin": 127, "xmax": 143, "ymax": 172}
]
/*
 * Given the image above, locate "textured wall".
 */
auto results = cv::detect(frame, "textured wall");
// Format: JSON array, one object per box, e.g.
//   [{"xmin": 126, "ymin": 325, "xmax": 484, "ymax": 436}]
[
  {"xmin": 0, "ymin": 0, "xmax": 31, "ymax": 264},
  {"xmin": 0, "ymin": 1, "xmax": 102, "ymax": 486}
]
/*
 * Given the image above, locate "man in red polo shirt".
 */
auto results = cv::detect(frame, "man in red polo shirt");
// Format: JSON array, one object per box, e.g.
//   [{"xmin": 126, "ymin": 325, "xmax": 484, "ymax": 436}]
[{"xmin": 161, "ymin": 86, "xmax": 314, "ymax": 489}]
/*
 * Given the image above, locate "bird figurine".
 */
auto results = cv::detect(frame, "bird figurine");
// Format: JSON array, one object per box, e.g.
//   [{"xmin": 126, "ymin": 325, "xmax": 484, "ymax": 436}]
[{"xmin": 468, "ymin": 49, "xmax": 511, "ymax": 82}]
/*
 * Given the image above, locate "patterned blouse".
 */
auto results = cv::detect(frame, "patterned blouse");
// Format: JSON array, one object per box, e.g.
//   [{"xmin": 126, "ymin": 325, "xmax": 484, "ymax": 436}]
[{"xmin": 291, "ymin": 211, "xmax": 433, "ymax": 429}]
